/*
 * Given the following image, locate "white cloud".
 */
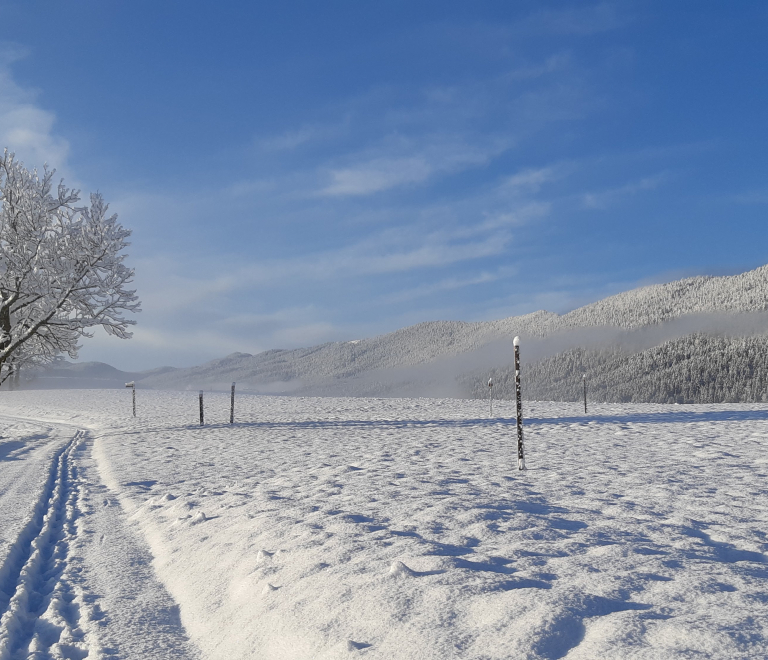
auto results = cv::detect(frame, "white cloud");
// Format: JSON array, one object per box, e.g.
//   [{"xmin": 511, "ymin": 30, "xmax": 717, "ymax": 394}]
[
  {"xmin": 0, "ymin": 45, "xmax": 70, "ymax": 174},
  {"xmin": 382, "ymin": 269, "xmax": 514, "ymax": 304},
  {"xmin": 230, "ymin": 230, "xmax": 511, "ymax": 286},
  {"xmin": 503, "ymin": 167, "xmax": 561, "ymax": 193},
  {"xmin": 581, "ymin": 172, "xmax": 668, "ymax": 209},
  {"xmin": 476, "ymin": 202, "xmax": 551, "ymax": 233},
  {"xmin": 257, "ymin": 121, "xmax": 347, "ymax": 152},
  {"xmin": 322, "ymin": 156, "xmax": 433, "ymax": 196},
  {"xmin": 503, "ymin": 54, "xmax": 572, "ymax": 82},
  {"xmin": 319, "ymin": 134, "xmax": 510, "ymax": 197}
]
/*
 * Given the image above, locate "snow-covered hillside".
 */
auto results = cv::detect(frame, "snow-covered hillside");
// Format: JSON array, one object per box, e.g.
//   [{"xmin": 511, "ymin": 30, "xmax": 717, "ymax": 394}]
[
  {"xmin": 0, "ymin": 390, "xmax": 766, "ymax": 658},
  {"xmin": 19, "ymin": 264, "xmax": 768, "ymax": 401},
  {"xmin": 131, "ymin": 264, "xmax": 768, "ymax": 397}
]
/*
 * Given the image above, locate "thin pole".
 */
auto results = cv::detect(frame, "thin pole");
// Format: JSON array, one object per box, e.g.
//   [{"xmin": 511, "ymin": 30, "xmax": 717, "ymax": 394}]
[
  {"xmin": 199, "ymin": 390, "xmax": 204, "ymax": 426},
  {"xmin": 583, "ymin": 374, "xmax": 587, "ymax": 414},
  {"xmin": 230, "ymin": 382, "xmax": 236, "ymax": 424},
  {"xmin": 513, "ymin": 336, "xmax": 525, "ymax": 470}
]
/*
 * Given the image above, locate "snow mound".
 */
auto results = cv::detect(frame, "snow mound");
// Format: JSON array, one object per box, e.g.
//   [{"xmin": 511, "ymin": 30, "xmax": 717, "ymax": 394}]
[
  {"xmin": 389, "ymin": 560, "xmax": 416, "ymax": 578},
  {"xmin": 256, "ymin": 549, "xmax": 273, "ymax": 562}
]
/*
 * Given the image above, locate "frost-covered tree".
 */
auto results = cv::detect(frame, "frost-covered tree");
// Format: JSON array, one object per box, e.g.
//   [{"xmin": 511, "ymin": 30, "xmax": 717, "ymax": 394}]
[{"xmin": 0, "ymin": 149, "xmax": 140, "ymax": 385}]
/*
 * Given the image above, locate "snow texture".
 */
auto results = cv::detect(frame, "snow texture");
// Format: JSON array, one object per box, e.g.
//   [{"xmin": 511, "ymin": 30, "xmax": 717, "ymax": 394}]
[{"xmin": 0, "ymin": 389, "xmax": 767, "ymax": 658}]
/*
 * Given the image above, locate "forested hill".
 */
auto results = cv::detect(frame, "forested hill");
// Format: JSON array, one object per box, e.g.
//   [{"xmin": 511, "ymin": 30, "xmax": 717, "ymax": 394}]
[
  {"xmin": 464, "ymin": 334, "xmax": 768, "ymax": 404},
  {"xmin": 555, "ymin": 264, "xmax": 768, "ymax": 330},
  {"xmin": 132, "ymin": 264, "xmax": 768, "ymax": 401}
]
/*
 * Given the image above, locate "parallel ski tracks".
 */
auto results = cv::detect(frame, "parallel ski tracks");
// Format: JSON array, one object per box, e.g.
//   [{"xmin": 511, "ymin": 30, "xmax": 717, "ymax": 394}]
[{"xmin": 0, "ymin": 429, "xmax": 94, "ymax": 660}]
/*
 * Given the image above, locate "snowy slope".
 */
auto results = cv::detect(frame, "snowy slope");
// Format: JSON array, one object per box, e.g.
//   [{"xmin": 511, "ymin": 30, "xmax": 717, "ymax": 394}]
[
  {"xmin": 0, "ymin": 390, "xmax": 766, "ymax": 659},
  {"xmin": 137, "ymin": 265, "xmax": 768, "ymax": 395}
]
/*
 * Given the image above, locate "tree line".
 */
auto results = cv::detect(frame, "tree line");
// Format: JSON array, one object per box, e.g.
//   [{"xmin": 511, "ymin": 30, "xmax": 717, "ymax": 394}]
[{"xmin": 464, "ymin": 333, "xmax": 768, "ymax": 404}]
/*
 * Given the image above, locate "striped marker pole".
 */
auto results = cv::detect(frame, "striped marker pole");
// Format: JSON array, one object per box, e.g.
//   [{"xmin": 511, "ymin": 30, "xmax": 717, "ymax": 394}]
[
  {"xmin": 199, "ymin": 390, "xmax": 204, "ymax": 426},
  {"xmin": 230, "ymin": 382, "xmax": 236, "ymax": 424},
  {"xmin": 513, "ymin": 336, "xmax": 525, "ymax": 470}
]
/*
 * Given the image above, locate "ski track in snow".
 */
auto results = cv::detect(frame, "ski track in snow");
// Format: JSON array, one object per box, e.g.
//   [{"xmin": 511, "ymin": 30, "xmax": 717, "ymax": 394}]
[
  {"xmin": 0, "ymin": 390, "xmax": 767, "ymax": 658},
  {"xmin": 0, "ymin": 429, "xmax": 93, "ymax": 659}
]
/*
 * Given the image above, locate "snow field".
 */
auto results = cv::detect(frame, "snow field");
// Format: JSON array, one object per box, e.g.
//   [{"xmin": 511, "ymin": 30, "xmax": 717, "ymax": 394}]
[{"xmin": 0, "ymin": 390, "xmax": 767, "ymax": 658}]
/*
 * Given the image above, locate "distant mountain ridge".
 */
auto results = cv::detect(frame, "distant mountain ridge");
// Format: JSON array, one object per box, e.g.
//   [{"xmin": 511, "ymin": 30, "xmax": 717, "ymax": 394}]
[
  {"xmin": 22, "ymin": 263, "xmax": 768, "ymax": 401},
  {"xmin": 22, "ymin": 361, "xmax": 176, "ymax": 390},
  {"xmin": 133, "ymin": 264, "xmax": 768, "ymax": 397}
]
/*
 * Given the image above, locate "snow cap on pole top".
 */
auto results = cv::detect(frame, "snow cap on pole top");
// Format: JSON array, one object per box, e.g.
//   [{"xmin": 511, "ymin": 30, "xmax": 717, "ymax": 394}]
[
  {"xmin": 125, "ymin": 381, "xmax": 134, "ymax": 388},
  {"xmin": 513, "ymin": 336, "xmax": 520, "ymax": 347}
]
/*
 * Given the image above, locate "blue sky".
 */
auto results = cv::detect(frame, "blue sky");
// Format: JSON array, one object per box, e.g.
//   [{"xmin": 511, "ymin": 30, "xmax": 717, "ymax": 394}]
[{"xmin": 1, "ymin": 1, "xmax": 767, "ymax": 370}]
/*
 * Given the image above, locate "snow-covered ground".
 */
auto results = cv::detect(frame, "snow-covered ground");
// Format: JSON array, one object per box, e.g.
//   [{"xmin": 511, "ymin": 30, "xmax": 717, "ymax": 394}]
[{"xmin": 0, "ymin": 390, "xmax": 767, "ymax": 659}]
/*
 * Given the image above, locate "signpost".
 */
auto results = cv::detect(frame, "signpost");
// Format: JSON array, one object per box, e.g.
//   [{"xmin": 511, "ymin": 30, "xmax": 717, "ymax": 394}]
[
  {"xmin": 199, "ymin": 390, "xmax": 204, "ymax": 426},
  {"xmin": 230, "ymin": 382, "xmax": 236, "ymax": 424},
  {"xmin": 125, "ymin": 381, "xmax": 135, "ymax": 417}
]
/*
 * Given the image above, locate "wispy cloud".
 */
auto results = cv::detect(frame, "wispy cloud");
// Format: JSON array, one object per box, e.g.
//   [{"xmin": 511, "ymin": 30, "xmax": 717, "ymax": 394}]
[
  {"xmin": 257, "ymin": 120, "xmax": 347, "ymax": 152},
  {"xmin": 234, "ymin": 227, "xmax": 513, "ymax": 283},
  {"xmin": 322, "ymin": 156, "xmax": 433, "ymax": 196},
  {"xmin": 320, "ymin": 137, "xmax": 508, "ymax": 196},
  {"xmin": 382, "ymin": 268, "xmax": 514, "ymax": 304},
  {"xmin": 503, "ymin": 53, "xmax": 573, "ymax": 82},
  {"xmin": 502, "ymin": 166, "xmax": 562, "ymax": 193},
  {"xmin": 581, "ymin": 172, "xmax": 669, "ymax": 209}
]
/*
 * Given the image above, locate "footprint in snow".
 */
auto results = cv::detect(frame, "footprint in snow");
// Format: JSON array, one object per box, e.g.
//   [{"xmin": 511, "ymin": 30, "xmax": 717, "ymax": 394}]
[{"xmin": 347, "ymin": 640, "xmax": 372, "ymax": 651}]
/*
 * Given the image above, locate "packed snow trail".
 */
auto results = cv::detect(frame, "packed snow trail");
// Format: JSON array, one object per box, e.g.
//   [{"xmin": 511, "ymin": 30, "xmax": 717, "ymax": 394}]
[
  {"xmin": 74, "ymin": 437, "xmax": 200, "ymax": 660},
  {"xmin": 0, "ymin": 414, "xmax": 200, "ymax": 660}
]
